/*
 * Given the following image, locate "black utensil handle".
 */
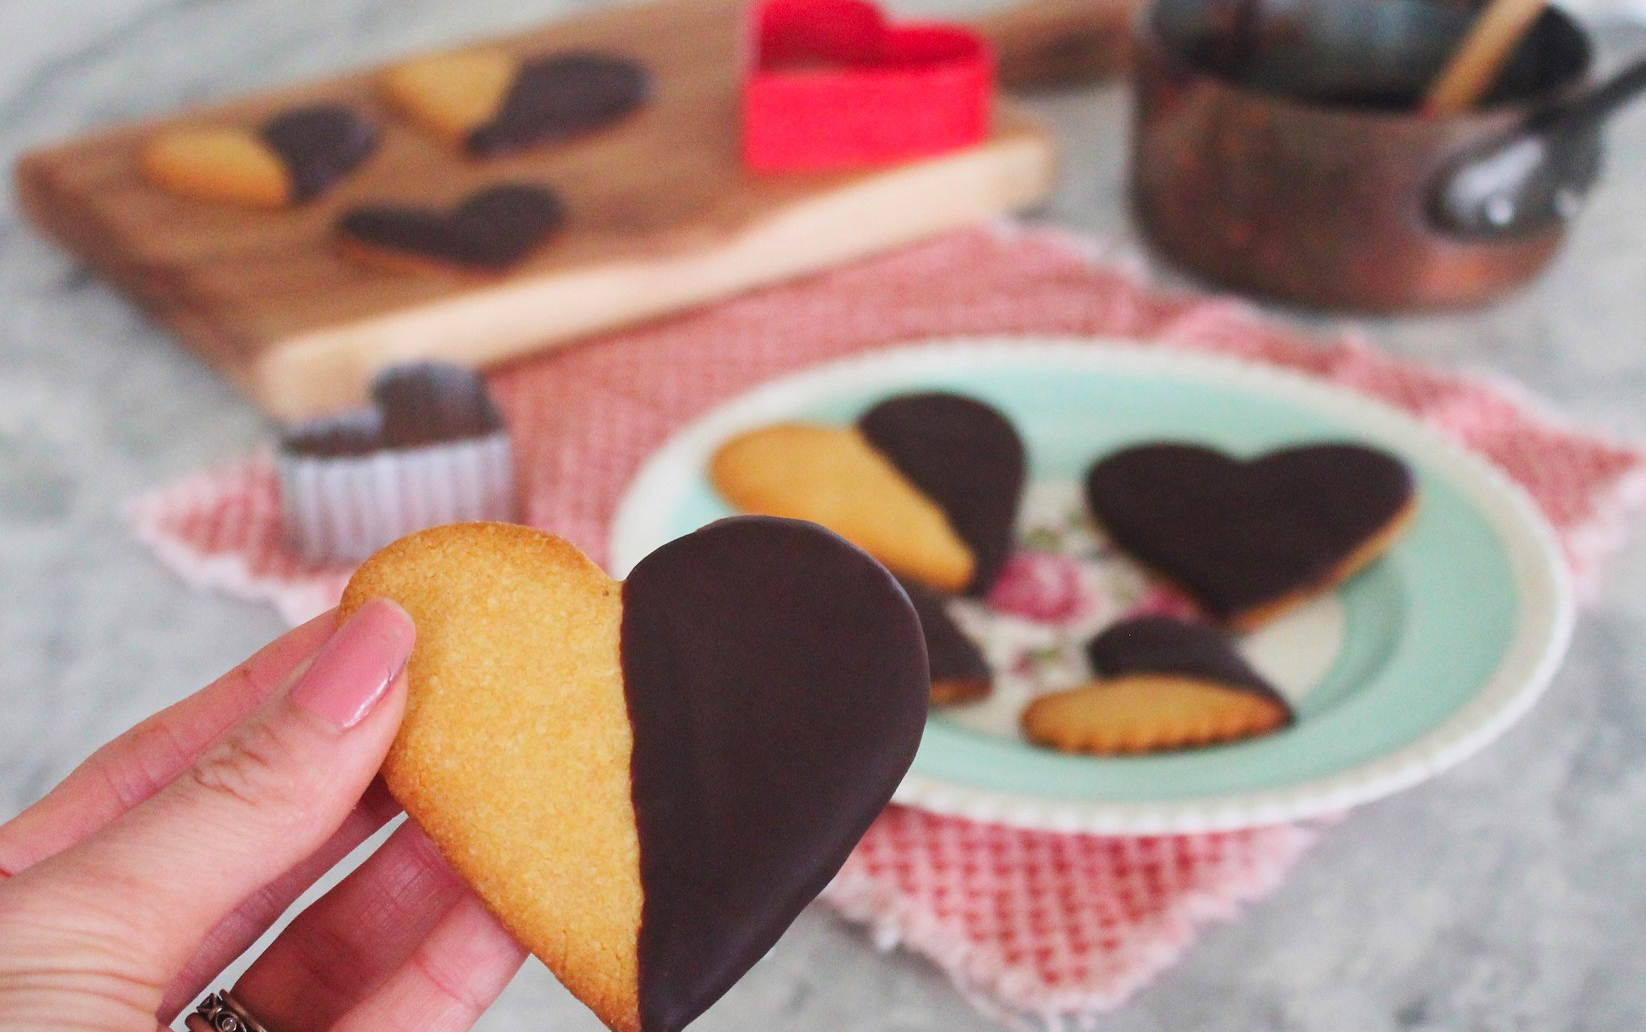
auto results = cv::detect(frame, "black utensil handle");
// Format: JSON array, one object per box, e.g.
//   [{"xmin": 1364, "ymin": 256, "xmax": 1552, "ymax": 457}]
[{"xmin": 1532, "ymin": 54, "xmax": 1646, "ymax": 137}]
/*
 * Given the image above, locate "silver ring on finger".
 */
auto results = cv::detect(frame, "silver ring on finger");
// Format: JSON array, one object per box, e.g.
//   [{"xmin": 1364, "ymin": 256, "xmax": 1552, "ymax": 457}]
[{"xmin": 185, "ymin": 989, "xmax": 272, "ymax": 1032}]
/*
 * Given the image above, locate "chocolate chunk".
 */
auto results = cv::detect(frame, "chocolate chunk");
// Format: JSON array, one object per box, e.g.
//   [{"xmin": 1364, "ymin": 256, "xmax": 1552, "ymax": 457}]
[
  {"xmin": 259, "ymin": 103, "xmax": 379, "ymax": 202},
  {"xmin": 1085, "ymin": 442, "xmax": 1415, "ymax": 624},
  {"xmin": 337, "ymin": 183, "xmax": 565, "ymax": 272},
  {"xmin": 858, "ymin": 392, "xmax": 1025, "ymax": 596},
  {"xmin": 620, "ymin": 516, "xmax": 927, "ymax": 1032},
  {"xmin": 468, "ymin": 52, "xmax": 651, "ymax": 157}
]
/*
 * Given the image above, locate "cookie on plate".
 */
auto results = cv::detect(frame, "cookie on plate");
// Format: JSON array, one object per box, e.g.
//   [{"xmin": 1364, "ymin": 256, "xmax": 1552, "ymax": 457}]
[
  {"xmin": 1085, "ymin": 441, "xmax": 1417, "ymax": 629},
  {"xmin": 381, "ymin": 48, "xmax": 651, "ymax": 157},
  {"xmin": 340, "ymin": 517, "xmax": 926, "ymax": 1032},
  {"xmin": 711, "ymin": 392, "xmax": 1025, "ymax": 596},
  {"xmin": 1021, "ymin": 616, "xmax": 1293, "ymax": 755},
  {"xmin": 140, "ymin": 103, "xmax": 378, "ymax": 208}
]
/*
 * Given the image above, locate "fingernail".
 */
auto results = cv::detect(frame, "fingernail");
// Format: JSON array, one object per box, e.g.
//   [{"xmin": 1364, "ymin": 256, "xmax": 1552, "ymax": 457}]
[{"xmin": 290, "ymin": 599, "xmax": 415, "ymax": 731}]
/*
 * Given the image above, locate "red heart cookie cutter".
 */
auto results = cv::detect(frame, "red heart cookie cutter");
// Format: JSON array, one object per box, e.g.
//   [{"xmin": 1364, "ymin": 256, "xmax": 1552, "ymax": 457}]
[{"xmin": 743, "ymin": 0, "xmax": 993, "ymax": 172}]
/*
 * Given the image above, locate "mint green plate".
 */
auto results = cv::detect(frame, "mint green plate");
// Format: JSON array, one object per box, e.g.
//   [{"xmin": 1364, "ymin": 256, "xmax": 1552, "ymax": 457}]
[{"xmin": 610, "ymin": 340, "xmax": 1573, "ymax": 833}]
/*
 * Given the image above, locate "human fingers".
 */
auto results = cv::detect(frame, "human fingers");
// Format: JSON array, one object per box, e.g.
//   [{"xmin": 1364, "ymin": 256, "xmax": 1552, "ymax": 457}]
[
  {"xmin": 0, "ymin": 610, "xmax": 338, "ymax": 877},
  {"xmin": 0, "ymin": 598, "xmax": 413, "ymax": 998},
  {"xmin": 230, "ymin": 821, "xmax": 472, "ymax": 1032},
  {"xmin": 327, "ymin": 891, "xmax": 528, "ymax": 1032},
  {"xmin": 158, "ymin": 779, "xmax": 402, "ymax": 1021}
]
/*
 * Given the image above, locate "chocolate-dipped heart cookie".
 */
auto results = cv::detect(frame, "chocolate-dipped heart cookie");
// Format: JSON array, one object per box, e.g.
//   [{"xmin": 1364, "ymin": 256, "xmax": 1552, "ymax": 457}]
[
  {"xmin": 1021, "ymin": 616, "xmax": 1293, "ymax": 754},
  {"xmin": 340, "ymin": 516, "xmax": 927, "ymax": 1032},
  {"xmin": 899, "ymin": 578, "xmax": 991, "ymax": 704},
  {"xmin": 140, "ymin": 103, "xmax": 378, "ymax": 208},
  {"xmin": 381, "ymin": 48, "xmax": 651, "ymax": 157},
  {"xmin": 711, "ymin": 392, "xmax": 1025, "ymax": 596},
  {"xmin": 336, "ymin": 183, "xmax": 565, "ymax": 273},
  {"xmin": 1085, "ymin": 442, "xmax": 1417, "ymax": 628}
]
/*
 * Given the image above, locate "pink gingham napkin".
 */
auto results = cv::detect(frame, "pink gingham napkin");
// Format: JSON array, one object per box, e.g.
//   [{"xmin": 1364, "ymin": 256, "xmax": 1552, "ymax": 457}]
[{"xmin": 128, "ymin": 227, "xmax": 1646, "ymax": 1029}]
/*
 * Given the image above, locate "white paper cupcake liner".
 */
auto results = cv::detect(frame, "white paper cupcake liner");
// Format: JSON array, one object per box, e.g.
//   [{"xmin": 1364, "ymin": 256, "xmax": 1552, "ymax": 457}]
[
  {"xmin": 275, "ymin": 363, "xmax": 517, "ymax": 565},
  {"xmin": 277, "ymin": 433, "xmax": 516, "ymax": 565}
]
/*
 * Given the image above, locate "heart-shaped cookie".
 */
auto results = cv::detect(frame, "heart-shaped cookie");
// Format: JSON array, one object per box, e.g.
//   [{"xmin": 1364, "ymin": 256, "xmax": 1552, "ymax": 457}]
[
  {"xmin": 382, "ymin": 48, "xmax": 651, "ymax": 158},
  {"xmin": 340, "ymin": 516, "xmax": 928, "ymax": 1032},
  {"xmin": 898, "ymin": 577, "xmax": 991, "ymax": 704},
  {"xmin": 743, "ymin": 0, "xmax": 991, "ymax": 171},
  {"xmin": 140, "ymin": 103, "xmax": 378, "ymax": 208},
  {"xmin": 336, "ymin": 183, "xmax": 565, "ymax": 273},
  {"xmin": 1021, "ymin": 616, "xmax": 1293, "ymax": 754},
  {"xmin": 278, "ymin": 364, "xmax": 516, "ymax": 563},
  {"xmin": 1085, "ymin": 442, "xmax": 1417, "ymax": 628},
  {"xmin": 710, "ymin": 392, "xmax": 1025, "ymax": 596}
]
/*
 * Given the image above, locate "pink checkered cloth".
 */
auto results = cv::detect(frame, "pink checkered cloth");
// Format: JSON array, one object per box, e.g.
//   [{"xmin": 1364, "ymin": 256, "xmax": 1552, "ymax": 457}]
[{"xmin": 129, "ymin": 227, "xmax": 1646, "ymax": 1029}]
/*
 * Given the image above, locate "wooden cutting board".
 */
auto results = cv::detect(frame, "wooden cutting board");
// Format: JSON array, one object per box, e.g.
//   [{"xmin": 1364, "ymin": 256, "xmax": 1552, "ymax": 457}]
[{"xmin": 17, "ymin": 0, "xmax": 1057, "ymax": 421}]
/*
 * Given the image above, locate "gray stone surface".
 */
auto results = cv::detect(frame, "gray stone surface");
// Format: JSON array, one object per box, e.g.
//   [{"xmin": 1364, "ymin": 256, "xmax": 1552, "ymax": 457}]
[{"xmin": 2, "ymin": 2, "xmax": 1645, "ymax": 1031}]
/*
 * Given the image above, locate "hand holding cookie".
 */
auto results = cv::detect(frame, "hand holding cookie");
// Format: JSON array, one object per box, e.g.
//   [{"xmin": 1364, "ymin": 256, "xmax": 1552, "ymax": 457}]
[
  {"xmin": 0, "ymin": 602, "xmax": 531, "ymax": 1032},
  {"xmin": 341, "ymin": 517, "xmax": 928, "ymax": 1032}
]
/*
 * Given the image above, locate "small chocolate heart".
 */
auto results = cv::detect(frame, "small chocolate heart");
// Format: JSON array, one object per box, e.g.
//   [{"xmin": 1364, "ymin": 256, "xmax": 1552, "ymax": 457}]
[
  {"xmin": 281, "ymin": 363, "xmax": 504, "ymax": 457},
  {"xmin": 341, "ymin": 516, "xmax": 927, "ymax": 1032},
  {"xmin": 1085, "ymin": 442, "xmax": 1416, "ymax": 627},
  {"xmin": 858, "ymin": 392, "xmax": 1026, "ymax": 595},
  {"xmin": 337, "ymin": 183, "xmax": 565, "ymax": 272},
  {"xmin": 1022, "ymin": 616, "xmax": 1293, "ymax": 754},
  {"xmin": 140, "ymin": 102, "xmax": 378, "ymax": 209}
]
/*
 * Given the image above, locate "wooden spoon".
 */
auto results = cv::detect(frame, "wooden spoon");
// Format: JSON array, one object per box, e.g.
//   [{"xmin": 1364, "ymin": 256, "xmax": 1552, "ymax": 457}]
[{"xmin": 1423, "ymin": 0, "xmax": 1548, "ymax": 116}]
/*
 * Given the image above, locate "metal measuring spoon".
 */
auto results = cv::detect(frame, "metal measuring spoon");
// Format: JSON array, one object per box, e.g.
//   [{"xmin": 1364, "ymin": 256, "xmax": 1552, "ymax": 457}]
[{"xmin": 1431, "ymin": 55, "xmax": 1646, "ymax": 237}]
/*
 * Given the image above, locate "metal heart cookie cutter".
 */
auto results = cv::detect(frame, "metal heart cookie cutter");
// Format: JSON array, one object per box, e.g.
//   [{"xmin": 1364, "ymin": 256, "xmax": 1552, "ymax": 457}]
[{"xmin": 277, "ymin": 363, "xmax": 517, "ymax": 565}]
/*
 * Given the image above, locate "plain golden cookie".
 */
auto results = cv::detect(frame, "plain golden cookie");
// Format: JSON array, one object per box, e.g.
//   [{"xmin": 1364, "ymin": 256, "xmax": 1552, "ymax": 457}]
[
  {"xmin": 1022, "ymin": 675, "xmax": 1293, "ymax": 755},
  {"xmin": 341, "ymin": 523, "xmax": 644, "ymax": 1032},
  {"xmin": 140, "ymin": 129, "xmax": 292, "ymax": 209},
  {"xmin": 380, "ymin": 49, "xmax": 518, "ymax": 146}
]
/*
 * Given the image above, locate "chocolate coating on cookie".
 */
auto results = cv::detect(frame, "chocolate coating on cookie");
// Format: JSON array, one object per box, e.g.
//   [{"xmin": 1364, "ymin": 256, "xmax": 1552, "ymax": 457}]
[
  {"xmin": 468, "ymin": 52, "xmax": 651, "ymax": 157},
  {"xmin": 620, "ymin": 516, "xmax": 927, "ymax": 1032},
  {"xmin": 1085, "ymin": 442, "xmax": 1415, "ymax": 624},
  {"xmin": 259, "ymin": 104, "xmax": 378, "ymax": 201},
  {"xmin": 858, "ymin": 393, "xmax": 1025, "ymax": 596},
  {"xmin": 899, "ymin": 578, "xmax": 991, "ymax": 704},
  {"xmin": 1087, "ymin": 616, "xmax": 1281, "ymax": 702},
  {"xmin": 338, "ymin": 184, "xmax": 564, "ymax": 272}
]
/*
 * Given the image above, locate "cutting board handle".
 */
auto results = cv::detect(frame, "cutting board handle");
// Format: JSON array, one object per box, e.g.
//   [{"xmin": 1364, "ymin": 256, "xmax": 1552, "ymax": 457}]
[{"xmin": 974, "ymin": 0, "xmax": 1141, "ymax": 91}]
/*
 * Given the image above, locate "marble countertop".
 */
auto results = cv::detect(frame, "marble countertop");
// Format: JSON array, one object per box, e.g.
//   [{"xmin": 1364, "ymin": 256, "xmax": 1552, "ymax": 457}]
[{"xmin": 4, "ymin": 2, "xmax": 1646, "ymax": 1030}]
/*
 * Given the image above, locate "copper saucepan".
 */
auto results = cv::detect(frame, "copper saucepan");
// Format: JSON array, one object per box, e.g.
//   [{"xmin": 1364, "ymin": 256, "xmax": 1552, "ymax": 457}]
[{"xmin": 1130, "ymin": 0, "xmax": 1599, "ymax": 311}]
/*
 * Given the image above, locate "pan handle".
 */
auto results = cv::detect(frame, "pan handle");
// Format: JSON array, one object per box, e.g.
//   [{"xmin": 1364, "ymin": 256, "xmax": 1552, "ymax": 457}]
[
  {"xmin": 1430, "ymin": 54, "xmax": 1646, "ymax": 237},
  {"xmin": 972, "ymin": 0, "xmax": 1142, "ymax": 91},
  {"xmin": 1525, "ymin": 52, "xmax": 1646, "ymax": 137}
]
